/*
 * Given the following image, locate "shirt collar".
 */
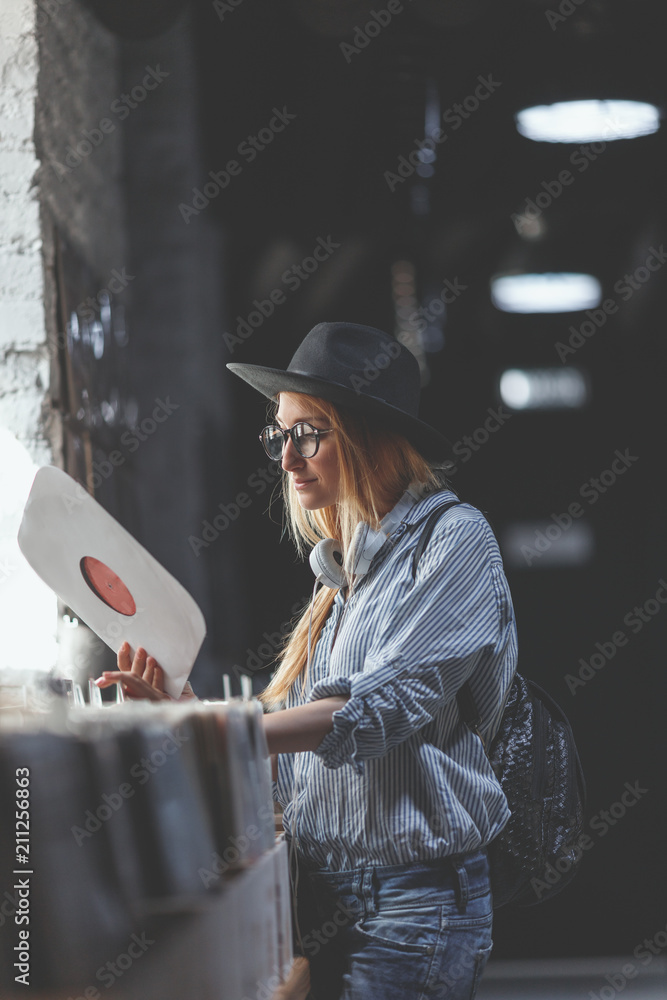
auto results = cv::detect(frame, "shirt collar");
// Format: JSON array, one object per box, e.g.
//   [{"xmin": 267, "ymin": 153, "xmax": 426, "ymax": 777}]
[{"xmin": 401, "ymin": 487, "xmax": 460, "ymax": 527}]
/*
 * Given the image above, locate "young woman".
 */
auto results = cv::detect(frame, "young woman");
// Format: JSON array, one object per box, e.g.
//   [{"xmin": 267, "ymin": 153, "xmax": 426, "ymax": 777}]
[{"xmin": 99, "ymin": 322, "xmax": 518, "ymax": 1000}]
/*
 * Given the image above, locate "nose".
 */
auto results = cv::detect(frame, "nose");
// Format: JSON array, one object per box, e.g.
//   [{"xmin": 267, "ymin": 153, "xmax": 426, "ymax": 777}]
[{"xmin": 281, "ymin": 435, "xmax": 304, "ymax": 472}]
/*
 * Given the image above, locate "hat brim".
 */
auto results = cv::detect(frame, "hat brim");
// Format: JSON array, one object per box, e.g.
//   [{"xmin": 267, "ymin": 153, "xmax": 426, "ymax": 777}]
[{"xmin": 227, "ymin": 362, "xmax": 453, "ymax": 462}]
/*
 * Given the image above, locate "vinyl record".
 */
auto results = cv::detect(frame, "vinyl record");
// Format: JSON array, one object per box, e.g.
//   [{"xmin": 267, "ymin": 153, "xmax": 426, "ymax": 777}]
[{"xmin": 17, "ymin": 466, "xmax": 206, "ymax": 698}]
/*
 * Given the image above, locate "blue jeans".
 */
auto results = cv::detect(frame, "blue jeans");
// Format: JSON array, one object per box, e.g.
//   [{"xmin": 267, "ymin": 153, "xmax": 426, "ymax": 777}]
[{"xmin": 295, "ymin": 850, "xmax": 493, "ymax": 1000}]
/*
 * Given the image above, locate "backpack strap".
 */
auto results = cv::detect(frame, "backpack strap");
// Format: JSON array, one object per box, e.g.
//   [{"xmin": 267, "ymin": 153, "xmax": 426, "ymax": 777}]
[
  {"xmin": 410, "ymin": 499, "xmax": 461, "ymax": 582},
  {"xmin": 410, "ymin": 498, "xmax": 485, "ymax": 746}
]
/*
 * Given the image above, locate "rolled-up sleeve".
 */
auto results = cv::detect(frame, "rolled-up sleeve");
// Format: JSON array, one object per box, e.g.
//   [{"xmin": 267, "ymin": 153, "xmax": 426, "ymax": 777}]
[{"xmin": 309, "ymin": 515, "xmax": 505, "ymax": 775}]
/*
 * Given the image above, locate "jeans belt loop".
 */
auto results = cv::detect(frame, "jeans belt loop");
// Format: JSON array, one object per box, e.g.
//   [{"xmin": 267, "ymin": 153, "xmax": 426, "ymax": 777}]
[
  {"xmin": 365, "ymin": 868, "xmax": 377, "ymax": 917},
  {"xmin": 450, "ymin": 854, "xmax": 469, "ymax": 913}
]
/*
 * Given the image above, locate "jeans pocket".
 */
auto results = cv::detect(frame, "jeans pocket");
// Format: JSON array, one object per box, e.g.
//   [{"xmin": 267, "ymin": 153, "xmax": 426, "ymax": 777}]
[
  {"xmin": 426, "ymin": 921, "xmax": 493, "ymax": 1000},
  {"xmin": 352, "ymin": 904, "xmax": 442, "ymax": 955},
  {"xmin": 469, "ymin": 942, "xmax": 493, "ymax": 999}
]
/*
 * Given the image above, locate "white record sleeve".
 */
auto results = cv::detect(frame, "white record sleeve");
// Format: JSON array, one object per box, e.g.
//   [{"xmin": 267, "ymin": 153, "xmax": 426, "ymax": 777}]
[{"xmin": 18, "ymin": 466, "xmax": 206, "ymax": 698}]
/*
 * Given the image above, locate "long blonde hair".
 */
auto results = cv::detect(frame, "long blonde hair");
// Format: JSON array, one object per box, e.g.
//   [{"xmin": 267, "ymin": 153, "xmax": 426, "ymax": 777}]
[{"xmin": 260, "ymin": 392, "xmax": 449, "ymax": 708}]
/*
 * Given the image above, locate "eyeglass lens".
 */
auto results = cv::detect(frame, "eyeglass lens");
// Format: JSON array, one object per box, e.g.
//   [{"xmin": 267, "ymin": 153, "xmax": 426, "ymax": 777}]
[{"xmin": 262, "ymin": 422, "xmax": 320, "ymax": 459}]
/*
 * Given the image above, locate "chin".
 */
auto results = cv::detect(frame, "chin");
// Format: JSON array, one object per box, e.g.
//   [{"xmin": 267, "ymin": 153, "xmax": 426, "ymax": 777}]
[
  {"xmin": 296, "ymin": 490, "xmax": 333, "ymax": 511},
  {"xmin": 298, "ymin": 496, "xmax": 325, "ymax": 511}
]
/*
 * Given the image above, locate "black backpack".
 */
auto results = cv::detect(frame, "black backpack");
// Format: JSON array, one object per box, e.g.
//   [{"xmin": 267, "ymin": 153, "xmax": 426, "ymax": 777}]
[{"xmin": 412, "ymin": 499, "xmax": 587, "ymax": 909}]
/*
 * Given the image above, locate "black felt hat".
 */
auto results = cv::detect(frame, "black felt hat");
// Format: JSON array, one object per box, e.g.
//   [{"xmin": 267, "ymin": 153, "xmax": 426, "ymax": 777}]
[{"xmin": 226, "ymin": 321, "xmax": 453, "ymax": 461}]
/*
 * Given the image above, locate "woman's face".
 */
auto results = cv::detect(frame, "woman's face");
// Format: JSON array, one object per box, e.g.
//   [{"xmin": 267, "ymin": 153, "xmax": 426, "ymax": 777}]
[{"xmin": 275, "ymin": 394, "xmax": 341, "ymax": 510}]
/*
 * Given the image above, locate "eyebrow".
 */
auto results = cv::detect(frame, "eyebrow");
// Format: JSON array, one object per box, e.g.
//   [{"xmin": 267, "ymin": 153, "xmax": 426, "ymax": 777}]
[{"xmin": 276, "ymin": 416, "xmax": 318, "ymax": 427}]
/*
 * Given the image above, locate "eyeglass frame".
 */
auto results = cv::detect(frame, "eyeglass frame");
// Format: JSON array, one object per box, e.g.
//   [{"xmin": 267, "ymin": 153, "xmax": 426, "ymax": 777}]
[{"xmin": 259, "ymin": 421, "xmax": 335, "ymax": 460}]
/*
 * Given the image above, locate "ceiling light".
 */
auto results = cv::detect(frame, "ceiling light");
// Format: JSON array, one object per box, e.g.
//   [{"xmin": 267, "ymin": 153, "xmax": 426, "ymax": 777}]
[
  {"xmin": 491, "ymin": 272, "xmax": 602, "ymax": 313},
  {"xmin": 499, "ymin": 368, "xmax": 589, "ymax": 411},
  {"xmin": 516, "ymin": 99, "xmax": 660, "ymax": 144}
]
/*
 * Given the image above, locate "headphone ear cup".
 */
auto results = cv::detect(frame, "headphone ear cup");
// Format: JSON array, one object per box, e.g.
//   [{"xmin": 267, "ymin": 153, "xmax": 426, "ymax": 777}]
[
  {"xmin": 310, "ymin": 488, "xmax": 424, "ymax": 591},
  {"xmin": 309, "ymin": 538, "xmax": 346, "ymax": 589}
]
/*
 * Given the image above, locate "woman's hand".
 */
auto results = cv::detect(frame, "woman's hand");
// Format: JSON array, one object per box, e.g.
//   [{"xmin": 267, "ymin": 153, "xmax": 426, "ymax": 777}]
[{"xmin": 95, "ymin": 641, "xmax": 197, "ymax": 702}]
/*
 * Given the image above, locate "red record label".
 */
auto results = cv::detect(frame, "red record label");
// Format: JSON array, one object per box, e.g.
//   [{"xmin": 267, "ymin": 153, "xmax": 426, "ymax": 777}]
[{"xmin": 79, "ymin": 556, "xmax": 137, "ymax": 616}]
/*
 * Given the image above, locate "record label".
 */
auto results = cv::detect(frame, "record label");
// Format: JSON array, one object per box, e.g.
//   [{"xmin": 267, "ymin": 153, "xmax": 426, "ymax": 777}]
[{"xmin": 80, "ymin": 556, "xmax": 137, "ymax": 616}]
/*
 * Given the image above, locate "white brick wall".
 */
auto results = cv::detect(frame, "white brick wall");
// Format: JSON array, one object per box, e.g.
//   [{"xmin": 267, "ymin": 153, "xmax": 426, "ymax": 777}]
[{"xmin": 0, "ymin": 0, "xmax": 51, "ymax": 464}]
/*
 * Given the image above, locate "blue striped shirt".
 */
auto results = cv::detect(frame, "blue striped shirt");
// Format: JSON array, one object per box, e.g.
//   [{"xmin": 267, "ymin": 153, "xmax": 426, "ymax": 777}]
[{"xmin": 274, "ymin": 489, "xmax": 518, "ymax": 872}]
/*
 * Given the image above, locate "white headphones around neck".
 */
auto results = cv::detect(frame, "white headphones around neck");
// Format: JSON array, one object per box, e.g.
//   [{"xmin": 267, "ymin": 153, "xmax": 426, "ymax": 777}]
[{"xmin": 308, "ymin": 482, "xmax": 426, "ymax": 589}]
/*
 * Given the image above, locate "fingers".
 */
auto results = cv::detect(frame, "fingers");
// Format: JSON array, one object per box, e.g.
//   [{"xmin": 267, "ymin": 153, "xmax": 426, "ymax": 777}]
[
  {"xmin": 131, "ymin": 645, "xmax": 148, "ymax": 677},
  {"xmin": 117, "ymin": 641, "xmax": 150, "ymax": 678},
  {"xmin": 142, "ymin": 659, "xmax": 166, "ymax": 695},
  {"xmin": 150, "ymin": 661, "xmax": 165, "ymax": 693},
  {"xmin": 102, "ymin": 642, "xmax": 174, "ymax": 701},
  {"xmin": 95, "ymin": 670, "xmax": 169, "ymax": 701},
  {"xmin": 116, "ymin": 643, "xmax": 163, "ymax": 684},
  {"xmin": 117, "ymin": 641, "xmax": 132, "ymax": 672},
  {"xmin": 116, "ymin": 641, "xmax": 150, "ymax": 677},
  {"xmin": 143, "ymin": 658, "xmax": 156, "ymax": 686},
  {"xmin": 94, "ymin": 674, "xmax": 116, "ymax": 690}
]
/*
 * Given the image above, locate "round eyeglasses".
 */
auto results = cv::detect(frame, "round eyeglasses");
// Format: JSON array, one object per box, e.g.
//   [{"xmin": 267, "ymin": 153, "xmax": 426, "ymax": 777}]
[{"xmin": 259, "ymin": 421, "xmax": 334, "ymax": 461}]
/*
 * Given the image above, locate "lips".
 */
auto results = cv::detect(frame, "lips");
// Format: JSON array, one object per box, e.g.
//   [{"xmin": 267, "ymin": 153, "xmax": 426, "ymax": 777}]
[{"xmin": 293, "ymin": 479, "xmax": 316, "ymax": 489}]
